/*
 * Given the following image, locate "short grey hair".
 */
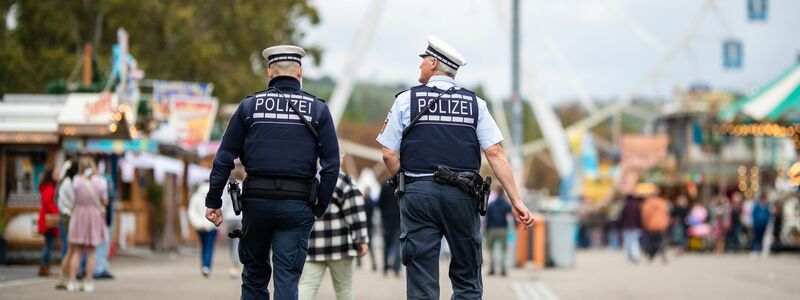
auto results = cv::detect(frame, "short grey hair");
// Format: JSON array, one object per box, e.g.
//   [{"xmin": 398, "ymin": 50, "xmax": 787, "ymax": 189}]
[
  {"xmin": 434, "ymin": 59, "xmax": 457, "ymax": 78},
  {"xmin": 268, "ymin": 61, "xmax": 301, "ymax": 77}
]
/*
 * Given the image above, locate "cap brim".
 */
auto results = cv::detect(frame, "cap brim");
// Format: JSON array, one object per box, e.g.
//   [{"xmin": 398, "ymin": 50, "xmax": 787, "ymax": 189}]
[{"xmin": 419, "ymin": 53, "xmax": 430, "ymax": 58}]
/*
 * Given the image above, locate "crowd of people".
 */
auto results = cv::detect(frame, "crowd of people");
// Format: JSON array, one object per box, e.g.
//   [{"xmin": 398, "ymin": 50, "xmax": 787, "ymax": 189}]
[
  {"xmin": 36, "ymin": 156, "xmax": 115, "ymax": 293},
  {"xmin": 578, "ymin": 182, "xmax": 800, "ymax": 264}
]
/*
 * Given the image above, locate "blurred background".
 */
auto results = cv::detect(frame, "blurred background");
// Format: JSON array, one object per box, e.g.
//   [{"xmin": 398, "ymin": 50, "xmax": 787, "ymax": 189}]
[{"xmin": 0, "ymin": 0, "xmax": 799, "ymax": 299}]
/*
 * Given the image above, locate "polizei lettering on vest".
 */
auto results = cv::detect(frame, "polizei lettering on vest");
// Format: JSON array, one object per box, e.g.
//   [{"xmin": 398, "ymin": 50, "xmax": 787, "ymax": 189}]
[
  {"xmin": 255, "ymin": 97, "xmax": 312, "ymax": 114},
  {"xmin": 252, "ymin": 95, "xmax": 314, "ymax": 121},
  {"xmin": 417, "ymin": 98, "xmax": 473, "ymax": 116}
]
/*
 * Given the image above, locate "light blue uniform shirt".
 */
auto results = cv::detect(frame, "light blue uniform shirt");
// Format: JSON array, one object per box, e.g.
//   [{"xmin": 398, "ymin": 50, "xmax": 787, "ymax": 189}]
[{"xmin": 376, "ymin": 75, "xmax": 504, "ymax": 176}]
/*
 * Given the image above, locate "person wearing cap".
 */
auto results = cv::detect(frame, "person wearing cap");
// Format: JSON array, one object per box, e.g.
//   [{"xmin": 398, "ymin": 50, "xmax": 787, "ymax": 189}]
[
  {"xmin": 377, "ymin": 35, "xmax": 534, "ymax": 299},
  {"xmin": 204, "ymin": 45, "xmax": 340, "ymax": 300}
]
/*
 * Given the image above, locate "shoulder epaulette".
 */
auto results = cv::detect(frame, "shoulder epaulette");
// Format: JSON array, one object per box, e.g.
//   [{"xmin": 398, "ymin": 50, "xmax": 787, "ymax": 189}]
[
  {"xmin": 300, "ymin": 90, "xmax": 326, "ymax": 103},
  {"xmin": 455, "ymin": 86, "xmax": 475, "ymax": 95},
  {"xmin": 394, "ymin": 89, "xmax": 410, "ymax": 98}
]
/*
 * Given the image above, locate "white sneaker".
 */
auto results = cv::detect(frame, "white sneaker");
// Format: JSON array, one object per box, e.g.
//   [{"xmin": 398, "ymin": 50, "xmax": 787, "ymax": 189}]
[
  {"xmin": 228, "ymin": 266, "xmax": 240, "ymax": 278},
  {"xmin": 66, "ymin": 281, "xmax": 79, "ymax": 292},
  {"xmin": 83, "ymin": 282, "xmax": 95, "ymax": 293}
]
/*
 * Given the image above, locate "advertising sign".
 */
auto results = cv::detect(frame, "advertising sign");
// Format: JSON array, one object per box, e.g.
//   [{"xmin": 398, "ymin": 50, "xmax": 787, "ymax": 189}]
[
  {"xmin": 153, "ymin": 81, "xmax": 214, "ymax": 121},
  {"xmin": 169, "ymin": 97, "xmax": 218, "ymax": 150}
]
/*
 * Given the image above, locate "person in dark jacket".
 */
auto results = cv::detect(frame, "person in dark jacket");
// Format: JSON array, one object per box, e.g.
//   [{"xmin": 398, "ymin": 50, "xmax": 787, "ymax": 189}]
[
  {"xmin": 378, "ymin": 182, "xmax": 401, "ymax": 277},
  {"xmin": 485, "ymin": 186, "xmax": 513, "ymax": 276},
  {"xmin": 620, "ymin": 194, "xmax": 643, "ymax": 264},
  {"xmin": 751, "ymin": 193, "xmax": 771, "ymax": 256}
]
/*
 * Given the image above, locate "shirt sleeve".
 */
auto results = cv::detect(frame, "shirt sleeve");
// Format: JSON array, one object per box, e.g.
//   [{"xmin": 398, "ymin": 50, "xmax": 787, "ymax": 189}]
[
  {"xmin": 206, "ymin": 100, "xmax": 248, "ymax": 209},
  {"xmin": 57, "ymin": 178, "xmax": 75, "ymax": 215},
  {"xmin": 475, "ymin": 97, "xmax": 504, "ymax": 150},
  {"xmin": 376, "ymin": 91, "xmax": 410, "ymax": 152}
]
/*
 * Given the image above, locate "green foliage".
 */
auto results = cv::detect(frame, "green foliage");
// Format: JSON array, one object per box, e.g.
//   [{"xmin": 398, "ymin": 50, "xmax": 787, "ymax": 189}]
[{"xmin": 0, "ymin": 0, "xmax": 320, "ymax": 102}]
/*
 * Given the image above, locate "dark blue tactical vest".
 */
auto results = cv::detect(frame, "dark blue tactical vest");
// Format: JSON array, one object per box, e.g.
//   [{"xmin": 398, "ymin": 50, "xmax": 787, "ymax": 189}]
[
  {"xmin": 400, "ymin": 85, "xmax": 481, "ymax": 174},
  {"xmin": 238, "ymin": 81, "xmax": 323, "ymax": 179}
]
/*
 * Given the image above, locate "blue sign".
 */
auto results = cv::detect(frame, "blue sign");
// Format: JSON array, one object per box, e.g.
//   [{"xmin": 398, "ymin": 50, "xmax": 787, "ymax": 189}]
[
  {"xmin": 723, "ymin": 39, "xmax": 743, "ymax": 69},
  {"xmin": 748, "ymin": 0, "xmax": 767, "ymax": 21},
  {"xmin": 63, "ymin": 138, "xmax": 158, "ymax": 154}
]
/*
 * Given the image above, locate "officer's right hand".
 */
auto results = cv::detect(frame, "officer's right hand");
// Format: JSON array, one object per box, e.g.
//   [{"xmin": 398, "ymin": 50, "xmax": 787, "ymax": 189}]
[
  {"xmin": 205, "ymin": 208, "xmax": 223, "ymax": 227},
  {"xmin": 511, "ymin": 202, "xmax": 535, "ymax": 230}
]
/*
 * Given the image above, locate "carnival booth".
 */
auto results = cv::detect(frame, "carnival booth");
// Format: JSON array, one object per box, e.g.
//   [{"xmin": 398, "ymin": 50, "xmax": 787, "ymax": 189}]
[
  {"xmin": 716, "ymin": 63, "xmax": 800, "ymax": 249},
  {"xmin": 0, "ymin": 95, "xmax": 65, "ymax": 260}
]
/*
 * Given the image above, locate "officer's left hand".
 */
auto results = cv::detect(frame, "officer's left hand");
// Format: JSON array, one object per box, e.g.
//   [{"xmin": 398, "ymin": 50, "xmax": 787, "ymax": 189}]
[
  {"xmin": 205, "ymin": 208, "xmax": 223, "ymax": 227},
  {"xmin": 358, "ymin": 243, "xmax": 369, "ymax": 257}
]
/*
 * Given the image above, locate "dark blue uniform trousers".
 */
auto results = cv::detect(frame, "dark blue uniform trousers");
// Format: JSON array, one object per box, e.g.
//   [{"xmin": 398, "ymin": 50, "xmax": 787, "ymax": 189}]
[
  {"xmin": 399, "ymin": 181, "xmax": 483, "ymax": 300},
  {"xmin": 239, "ymin": 198, "xmax": 315, "ymax": 300}
]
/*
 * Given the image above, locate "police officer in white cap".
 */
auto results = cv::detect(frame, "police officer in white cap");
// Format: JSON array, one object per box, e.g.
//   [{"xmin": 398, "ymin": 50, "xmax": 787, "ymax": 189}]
[
  {"xmin": 205, "ymin": 45, "xmax": 340, "ymax": 300},
  {"xmin": 377, "ymin": 35, "xmax": 534, "ymax": 299}
]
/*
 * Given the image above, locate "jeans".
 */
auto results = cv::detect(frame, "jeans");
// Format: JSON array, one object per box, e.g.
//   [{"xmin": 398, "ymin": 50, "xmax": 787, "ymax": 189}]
[
  {"xmin": 725, "ymin": 224, "xmax": 741, "ymax": 251},
  {"xmin": 94, "ymin": 226, "xmax": 111, "ymax": 274},
  {"xmin": 486, "ymin": 228, "xmax": 508, "ymax": 273},
  {"xmin": 59, "ymin": 216, "xmax": 70, "ymax": 256},
  {"xmin": 239, "ymin": 199, "xmax": 315, "ymax": 300},
  {"xmin": 622, "ymin": 229, "xmax": 642, "ymax": 263},
  {"xmin": 399, "ymin": 181, "xmax": 483, "ymax": 300},
  {"xmin": 41, "ymin": 233, "xmax": 57, "ymax": 267},
  {"xmin": 382, "ymin": 226, "xmax": 401, "ymax": 275},
  {"xmin": 197, "ymin": 229, "xmax": 218, "ymax": 269},
  {"xmin": 752, "ymin": 225, "xmax": 767, "ymax": 252},
  {"xmin": 299, "ymin": 258, "xmax": 354, "ymax": 300}
]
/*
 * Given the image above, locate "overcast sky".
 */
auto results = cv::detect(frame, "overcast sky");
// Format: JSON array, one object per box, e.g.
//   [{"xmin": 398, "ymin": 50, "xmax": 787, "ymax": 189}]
[{"xmin": 300, "ymin": 0, "xmax": 800, "ymax": 104}]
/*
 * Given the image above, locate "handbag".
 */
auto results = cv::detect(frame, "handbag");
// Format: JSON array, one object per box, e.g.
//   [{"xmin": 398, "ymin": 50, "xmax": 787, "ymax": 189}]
[{"xmin": 44, "ymin": 213, "xmax": 59, "ymax": 229}]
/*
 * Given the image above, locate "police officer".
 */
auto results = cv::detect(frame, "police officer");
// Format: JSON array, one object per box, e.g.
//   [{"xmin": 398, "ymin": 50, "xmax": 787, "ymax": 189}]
[
  {"xmin": 377, "ymin": 35, "xmax": 535, "ymax": 299},
  {"xmin": 205, "ymin": 45, "xmax": 340, "ymax": 300}
]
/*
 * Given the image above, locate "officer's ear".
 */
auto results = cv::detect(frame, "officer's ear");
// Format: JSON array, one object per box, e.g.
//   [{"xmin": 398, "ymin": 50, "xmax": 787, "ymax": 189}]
[
  {"xmin": 296, "ymin": 66, "xmax": 303, "ymax": 80},
  {"xmin": 429, "ymin": 58, "xmax": 438, "ymax": 71},
  {"xmin": 267, "ymin": 67, "xmax": 275, "ymax": 79}
]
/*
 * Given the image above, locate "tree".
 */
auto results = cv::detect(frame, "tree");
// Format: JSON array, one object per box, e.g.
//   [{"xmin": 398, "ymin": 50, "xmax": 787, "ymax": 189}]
[{"xmin": 0, "ymin": 0, "xmax": 320, "ymax": 102}]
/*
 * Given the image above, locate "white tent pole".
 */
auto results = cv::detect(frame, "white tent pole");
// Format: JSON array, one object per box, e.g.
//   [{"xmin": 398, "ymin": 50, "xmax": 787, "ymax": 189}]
[{"xmin": 327, "ymin": 0, "xmax": 388, "ymax": 126}]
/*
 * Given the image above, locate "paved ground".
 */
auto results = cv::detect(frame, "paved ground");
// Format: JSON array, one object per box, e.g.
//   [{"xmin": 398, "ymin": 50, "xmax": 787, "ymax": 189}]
[{"xmin": 1, "ymin": 246, "xmax": 798, "ymax": 300}]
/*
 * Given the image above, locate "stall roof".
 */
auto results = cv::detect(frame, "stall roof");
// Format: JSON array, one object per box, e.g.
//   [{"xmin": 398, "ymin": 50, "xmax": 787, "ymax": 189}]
[
  {"xmin": 57, "ymin": 93, "xmax": 135, "ymax": 139},
  {"xmin": 719, "ymin": 63, "xmax": 800, "ymax": 122},
  {"xmin": 0, "ymin": 95, "xmax": 63, "ymax": 144}
]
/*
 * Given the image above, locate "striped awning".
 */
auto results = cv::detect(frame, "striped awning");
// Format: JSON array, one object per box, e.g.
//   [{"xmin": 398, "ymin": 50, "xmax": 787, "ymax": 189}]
[{"xmin": 719, "ymin": 63, "xmax": 800, "ymax": 122}]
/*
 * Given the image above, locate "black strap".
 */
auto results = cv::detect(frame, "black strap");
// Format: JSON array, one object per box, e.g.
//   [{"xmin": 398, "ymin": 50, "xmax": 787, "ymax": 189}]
[
  {"xmin": 401, "ymin": 86, "xmax": 458, "ymax": 139},
  {"xmin": 265, "ymin": 87, "xmax": 319, "ymax": 140}
]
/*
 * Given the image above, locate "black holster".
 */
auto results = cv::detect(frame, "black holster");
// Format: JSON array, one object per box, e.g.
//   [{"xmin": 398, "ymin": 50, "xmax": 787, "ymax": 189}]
[
  {"xmin": 228, "ymin": 177, "xmax": 243, "ymax": 216},
  {"xmin": 433, "ymin": 166, "xmax": 491, "ymax": 216},
  {"xmin": 388, "ymin": 173, "xmax": 406, "ymax": 197}
]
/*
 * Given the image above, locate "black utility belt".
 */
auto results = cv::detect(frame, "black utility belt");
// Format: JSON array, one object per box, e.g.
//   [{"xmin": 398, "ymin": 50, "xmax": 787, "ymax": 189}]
[
  {"xmin": 390, "ymin": 166, "xmax": 492, "ymax": 216},
  {"xmin": 242, "ymin": 176, "xmax": 314, "ymax": 201},
  {"xmin": 405, "ymin": 176, "xmax": 436, "ymax": 184}
]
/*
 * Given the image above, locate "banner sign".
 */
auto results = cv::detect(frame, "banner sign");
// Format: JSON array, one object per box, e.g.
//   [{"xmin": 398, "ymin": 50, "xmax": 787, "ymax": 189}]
[
  {"xmin": 169, "ymin": 97, "xmax": 218, "ymax": 150},
  {"xmin": 152, "ymin": 81, "xmax": 214, "ymax": 121}
]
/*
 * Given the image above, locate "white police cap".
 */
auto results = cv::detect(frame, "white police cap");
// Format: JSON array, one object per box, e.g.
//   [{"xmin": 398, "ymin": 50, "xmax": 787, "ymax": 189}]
[
  {"xmin": 262, "ymin": 45, "xmax": 306, "ymax": 66},
  {"xmin": 419, "ymin": 35, "xmax": 467, "ymax": 70}
]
